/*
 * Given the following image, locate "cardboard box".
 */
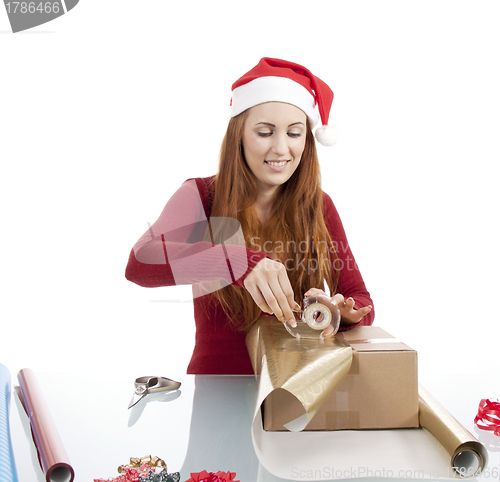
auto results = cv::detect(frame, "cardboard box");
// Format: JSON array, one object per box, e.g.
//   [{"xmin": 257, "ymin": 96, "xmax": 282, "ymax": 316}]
[{"xmin": 263, "ymin": 326, "xmax": 419, "ymax": 431}]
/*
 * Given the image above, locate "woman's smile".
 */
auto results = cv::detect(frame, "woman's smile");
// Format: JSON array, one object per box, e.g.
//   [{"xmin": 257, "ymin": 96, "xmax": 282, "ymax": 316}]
[{"xmin": 264, "ymin": 159, "xmax": 291, "ymax": 171}]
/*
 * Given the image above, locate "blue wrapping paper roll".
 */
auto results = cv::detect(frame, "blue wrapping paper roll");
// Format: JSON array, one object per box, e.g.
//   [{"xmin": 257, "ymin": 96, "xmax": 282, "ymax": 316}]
[{"xmin": 0, "ymin": 364, "xmax": 19, "ymax": 482}]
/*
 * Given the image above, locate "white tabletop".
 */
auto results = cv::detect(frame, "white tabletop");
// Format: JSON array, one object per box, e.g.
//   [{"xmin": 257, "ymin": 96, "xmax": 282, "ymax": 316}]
[{"xmin": 8, "ymin": 371, "xmax": 500, "ymax": 482}]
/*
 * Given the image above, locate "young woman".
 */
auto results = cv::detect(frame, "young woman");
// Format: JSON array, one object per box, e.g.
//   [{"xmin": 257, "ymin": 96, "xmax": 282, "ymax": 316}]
[{"xmin": 125, "ymin": 58, "xmax": 374, "ymax": 374}]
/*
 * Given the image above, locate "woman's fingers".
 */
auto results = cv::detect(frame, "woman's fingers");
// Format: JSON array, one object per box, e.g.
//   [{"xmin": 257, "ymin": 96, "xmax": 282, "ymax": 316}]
[
  {"xmin": 355, "ymin": 305, "xmax": 372, "ymax": 320},
  {"xmin": 244, "ymin": 258, "xmax": 296, "ymax": 325},
  {"xmin": 330, "ymin": 293, "xmax": 345, "ymax": 308},
  {"xmin": 304, "ymin": 287, "xmax": 328, "ymax": 298},
  {"xmin": 345, "ymin": 297, "xmax": 355, "ymax": 310},
  {"xmin": 332, "ymin": 294, "xmax": 372, "ymax": 324},
  {"xmin": 264, "ymin": 270, "xmax": 295, "ymax": 325},
  {"xmin": 321, "ymin": 324, "xmax": 334, "ymax": 337},
  {"xmin": 243, "ymin": 279, "xmax": 273, "ymax": 314}
]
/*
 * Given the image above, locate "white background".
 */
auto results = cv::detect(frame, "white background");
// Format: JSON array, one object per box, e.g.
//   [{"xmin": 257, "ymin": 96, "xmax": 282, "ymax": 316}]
[{"xmin": 1, "ymin": 1, "xmax": 499, "ymax": 379}]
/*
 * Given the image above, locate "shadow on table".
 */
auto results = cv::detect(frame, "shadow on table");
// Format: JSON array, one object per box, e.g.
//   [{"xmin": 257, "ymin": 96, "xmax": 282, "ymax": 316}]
[
  {"xmin": 128, "ymin": 390, "xmax": 182, "ymax": 427},
  {"xmin": 179, "ymin": 375, "xmax": 261, "ymax": 481}
]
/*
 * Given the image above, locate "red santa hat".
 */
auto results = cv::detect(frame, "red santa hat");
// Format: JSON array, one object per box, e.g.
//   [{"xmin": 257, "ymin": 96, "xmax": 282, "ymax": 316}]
[{"xmin": 230, "ymin": 57, "xmax": 339, "ymax": 146}]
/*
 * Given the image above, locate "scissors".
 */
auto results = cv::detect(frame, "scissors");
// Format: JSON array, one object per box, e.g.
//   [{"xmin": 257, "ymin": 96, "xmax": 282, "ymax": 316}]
[{"xmin": 128, "ymin": 376, "xmax": 181, "ymax": 409}]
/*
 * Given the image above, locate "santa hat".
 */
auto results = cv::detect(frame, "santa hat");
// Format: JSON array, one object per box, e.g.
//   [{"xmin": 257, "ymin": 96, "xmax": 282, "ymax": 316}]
[{"xmin": 230, "ymin": 57, "xmax": 339, "ymax": 146}]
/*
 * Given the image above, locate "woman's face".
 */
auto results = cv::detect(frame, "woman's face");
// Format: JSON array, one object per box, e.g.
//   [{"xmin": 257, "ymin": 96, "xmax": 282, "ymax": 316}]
[{"xmin": 242, "ymin": 102, "xmax": 307, "ymax": 195}]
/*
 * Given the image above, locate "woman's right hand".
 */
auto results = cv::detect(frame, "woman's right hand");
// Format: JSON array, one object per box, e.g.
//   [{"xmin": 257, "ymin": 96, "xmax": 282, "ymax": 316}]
[{"xmin": 243, "ymin": 258, "xmax": 299, "ymax": 326}]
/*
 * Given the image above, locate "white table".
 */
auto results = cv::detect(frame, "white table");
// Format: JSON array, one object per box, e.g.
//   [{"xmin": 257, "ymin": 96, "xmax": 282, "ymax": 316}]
[{"xmin": 8, "ymin": 372, "xmax": 500, "ymax": 481}]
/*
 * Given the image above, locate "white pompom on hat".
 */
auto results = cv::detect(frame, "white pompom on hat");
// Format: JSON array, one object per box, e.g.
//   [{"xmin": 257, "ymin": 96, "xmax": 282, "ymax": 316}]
[{"xmin": 230, "ymin": 57, "xmax": 339, "ymax": 146}]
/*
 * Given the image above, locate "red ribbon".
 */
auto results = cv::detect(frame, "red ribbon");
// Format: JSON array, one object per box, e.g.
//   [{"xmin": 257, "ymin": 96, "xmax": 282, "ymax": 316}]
[
  {"xmin": 185, "ymin": 470, "xmax": 239, "ymax": 482},
  {"xmin": 474, "ymin": 398, "xmax": 500, "ymax": 436}
]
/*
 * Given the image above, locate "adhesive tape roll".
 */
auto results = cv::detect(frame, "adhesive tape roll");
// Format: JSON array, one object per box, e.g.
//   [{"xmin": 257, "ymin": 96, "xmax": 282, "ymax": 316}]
[{"xmin": 303, "ymin": 303, "xmax": 332, "ymax": 330}]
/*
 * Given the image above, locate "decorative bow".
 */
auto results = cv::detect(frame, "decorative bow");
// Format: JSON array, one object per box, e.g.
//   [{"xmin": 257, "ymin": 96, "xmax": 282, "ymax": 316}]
[
  {"xmin": 118, "ymin": 455, "xmax": 167, "ymax": 473},
  {"xmin": 185, "ymin": 470, "xmax": 239, "ymax": 482},
  {"xmin": 95, "ymin": 455, "xmax": 180, "ymax": 482},
  {"xmin": 474, "ymin": 398, "xmax": 500, "ymax": 436}
]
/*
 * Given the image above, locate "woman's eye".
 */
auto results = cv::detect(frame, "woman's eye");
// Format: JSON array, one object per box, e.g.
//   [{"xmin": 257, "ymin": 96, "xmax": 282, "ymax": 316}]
[
  {"xmin": 288, "ymin": 132, "xmax": 302, "ymax": 138},
  {"xmin": 257, "ymin": 132, "xmax": 272, "ymax": 137}
]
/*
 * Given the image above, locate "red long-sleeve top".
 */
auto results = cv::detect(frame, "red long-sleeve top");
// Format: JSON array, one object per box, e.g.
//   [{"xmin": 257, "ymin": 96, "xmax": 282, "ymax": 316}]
[{"xmin": 125, "ymin": 176, "xmax": 374, "ymax": 374}]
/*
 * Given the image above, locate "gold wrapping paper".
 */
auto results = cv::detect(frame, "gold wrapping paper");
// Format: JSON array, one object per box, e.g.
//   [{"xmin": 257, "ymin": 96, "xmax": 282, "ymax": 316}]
[
  {"xmin": 419, "ymin": 384, "xmax": 488, "ymax": 477},
  {"xmin": 246, "ymin": 316, "xmax": 352, "ymax": 431}
]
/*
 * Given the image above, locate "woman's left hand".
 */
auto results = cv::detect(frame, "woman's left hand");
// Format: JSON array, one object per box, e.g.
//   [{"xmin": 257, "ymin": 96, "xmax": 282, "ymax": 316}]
[{"xmin": 304, "ymin": 288, "xmax": 372, "ymax": 326}]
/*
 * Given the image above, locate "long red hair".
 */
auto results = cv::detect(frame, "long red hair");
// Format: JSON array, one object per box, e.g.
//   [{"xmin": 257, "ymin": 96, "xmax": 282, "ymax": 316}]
[{"xmin": 209, "ymin": 109, "xmax": 338, "ymax": 331}]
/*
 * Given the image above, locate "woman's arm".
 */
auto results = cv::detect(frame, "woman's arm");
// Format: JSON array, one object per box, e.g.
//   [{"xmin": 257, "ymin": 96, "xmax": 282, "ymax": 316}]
[{"xmin": 125, "ymin": 178, "xmax": 268, "ymax": 290}]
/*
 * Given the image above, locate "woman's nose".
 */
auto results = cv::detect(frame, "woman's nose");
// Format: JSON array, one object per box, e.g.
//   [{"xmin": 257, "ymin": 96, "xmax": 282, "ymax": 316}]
[{"xmin": 272, "ymin": 133, "xmax": 289, "ymax": 156}]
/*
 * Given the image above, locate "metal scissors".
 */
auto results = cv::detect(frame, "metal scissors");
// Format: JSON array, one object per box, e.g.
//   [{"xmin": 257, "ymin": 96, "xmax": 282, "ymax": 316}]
[{"xmin": 128, "ymin": 376, "xmax": 181, "ymax": 409}]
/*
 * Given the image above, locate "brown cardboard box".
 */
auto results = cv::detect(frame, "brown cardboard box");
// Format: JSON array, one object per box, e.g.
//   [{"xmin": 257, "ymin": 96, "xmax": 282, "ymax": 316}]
[{"xmin": 263, "ymin": 326, "xmax": 419, "ymax": 431}]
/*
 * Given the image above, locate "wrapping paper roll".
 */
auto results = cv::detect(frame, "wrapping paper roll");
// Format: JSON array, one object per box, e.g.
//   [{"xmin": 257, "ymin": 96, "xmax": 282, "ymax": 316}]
[
  {"xmin": 0, "ymin": 364, "xmax": 19, "ymax": 482},
  {"xmin": 246, "ymin": 316, "xmax": 352, "ymax": 431},
  {"xmin": 17, "ymin": 368, "xmax": 74, "ymax": 482},
  {"xmin": 419, "ymin": 384, "xmax": 489, "ymax": 477}
]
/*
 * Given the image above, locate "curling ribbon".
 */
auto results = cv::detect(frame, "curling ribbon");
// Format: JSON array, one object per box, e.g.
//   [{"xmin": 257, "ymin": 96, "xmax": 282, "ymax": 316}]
[
  {"xmin": 96, "ymin": 457, "xmax": 180, "ymax": 482},
  {"xmin": 95, "ymin": 463, "xmax": 153, "ymax": 482},
  {"xmin": 118, "ymin": 455, "xmax": 167, "ymax": 473},
  {"xmin": 474, "ymin": 398, "xmax": 500, "ymax": 436}
]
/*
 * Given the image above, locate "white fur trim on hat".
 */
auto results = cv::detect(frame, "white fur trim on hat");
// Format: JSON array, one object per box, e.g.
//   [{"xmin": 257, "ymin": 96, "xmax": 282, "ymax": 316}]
[
  {"xmin": 230, "ymin": 76, "xmax": 319, "ymax": 127},
  {"xmin": 315, "ymin": 125, "xmax": 340, "ymax": 146}
]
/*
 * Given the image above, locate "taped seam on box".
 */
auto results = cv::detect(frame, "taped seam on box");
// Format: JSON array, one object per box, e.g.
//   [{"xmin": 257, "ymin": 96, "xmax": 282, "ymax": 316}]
[
  {"xmin": 326, "ymin": 411, "xmax": 360, "ymax": 430},
  {"xmin": 322, "ymin": 380, "xmax": 353, "ymax": 430},
  {"xmin": 336, "ymin": 389, "xmax": 349, "ymax": 411},
  {"xmin": 337, "ymin": 333, "xmax": 412, "ymax": 353}
]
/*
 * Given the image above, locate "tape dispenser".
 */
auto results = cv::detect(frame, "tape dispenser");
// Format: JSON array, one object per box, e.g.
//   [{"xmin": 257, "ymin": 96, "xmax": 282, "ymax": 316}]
[{"xmin": 285, "ymin": 294, "xmax": 341, "ymax": 340}]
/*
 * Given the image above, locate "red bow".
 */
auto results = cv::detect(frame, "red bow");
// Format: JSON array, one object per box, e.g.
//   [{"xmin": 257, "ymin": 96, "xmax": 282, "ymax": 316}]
[
  {"xmin": 185, "ymin": 470, "xmax": 239, "ymax": 482},
  {"xmin": 474, "ymin": 398, "xmax": 500, "ymax": 436}
]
